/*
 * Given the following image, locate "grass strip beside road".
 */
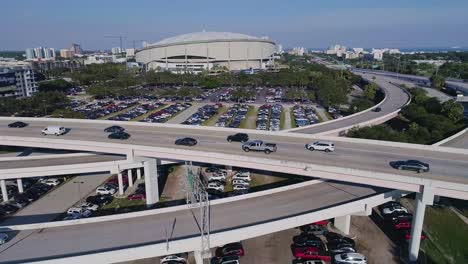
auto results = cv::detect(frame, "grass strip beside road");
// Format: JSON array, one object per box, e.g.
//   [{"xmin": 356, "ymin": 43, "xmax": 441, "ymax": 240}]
[
  {"xmin": 98, "ymin": 105, "xmax": 138, "ymax": 120},
  {"xmin": 421, "ymin": 206, "xmax": 468, "ymax": 264},
  {"xmin": 93, "ymin": 198, "xmax": 146, "ymax": 217},
  {"xmin": 280, "ymin": 109, "xmax": 285, "ymax": 130},
  {"xmin": 290, "ymin": 108, "xmax": 296, "ymax": 128},
  {"xmin": 240, "ymin": 106, "xmax": 256, "ymax": 129},
  {"xmin": 203, "ymin": 106, "xmax": 227, "ymax": 126}
]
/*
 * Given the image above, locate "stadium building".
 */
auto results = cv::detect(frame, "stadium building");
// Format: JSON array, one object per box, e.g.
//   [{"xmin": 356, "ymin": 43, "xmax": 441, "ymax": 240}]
[{"xmin": 135, "ymin": 31, "xmax": 277, "ymax": 74}]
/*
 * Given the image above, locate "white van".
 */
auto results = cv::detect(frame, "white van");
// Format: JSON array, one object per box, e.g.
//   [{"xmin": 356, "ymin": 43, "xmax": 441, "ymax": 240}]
[{"xmin": 41, "ymin": 126, "xmax": 67, "ymax": 136}]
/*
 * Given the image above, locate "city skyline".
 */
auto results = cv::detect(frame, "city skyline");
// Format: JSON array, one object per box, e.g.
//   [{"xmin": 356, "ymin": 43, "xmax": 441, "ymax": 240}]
[{"xmin": 1, "ymin": 0, "xmax": 468, "ymax": 50}]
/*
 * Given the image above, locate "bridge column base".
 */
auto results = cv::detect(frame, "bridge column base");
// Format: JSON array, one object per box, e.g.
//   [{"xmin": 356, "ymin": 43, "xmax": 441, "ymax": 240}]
[
  {"xmin": 0, "ymin": 180, "xmax": 8, "ymax": 201},
  {"xmin": 409, "ymin": 185, "xmax": 434, "ymax": 262},
  {"xmin": 137, "ymin": 168, "xmax": 142, "ymax": 180},
  {"xmin": 334, "ymin": 214, "xmax": 351, "ymax": 235},
  {"xmin": 117, "ymin": 172, "xmax": 124, "ymax": 195},
  {"xmin": 17, "ymin": 179, "xmax": 24, "ymax": 193},
  {"xmin": 194, "ymin": 250, "xmax": 211, "ymax": 264},
  {"xmin": 128, "ymin": 169, "xmax": 134, "ymax": 187},
  {"xmin": 144, "ymin": 158, "xmax": 160, "ymax": 207}
]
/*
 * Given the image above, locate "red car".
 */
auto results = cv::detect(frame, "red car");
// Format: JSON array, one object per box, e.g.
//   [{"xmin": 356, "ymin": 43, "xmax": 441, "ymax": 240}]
[
  {"xmin": 293, "ymin": 246, "xmax": 330, "ymax": 262},
  {"xmin": 128, "ymin": 192, "xmax": 146, "ymax": 200},
  {"xmin": 313, "ymin": 220, "xmax": 328, "ymax": 226},
  {"xmin": 108, "ymin": 175, "xmax": 129, "ymax": 186},
  {"xmin": 393, "ymin": 220, "xmax": 411, "ymax": 230},
  {"xmin": 215, "ymin": 242, "xmax": 244, "ymax": 257},
  {"xmin": 403, "ymin": 230, "xmax": 427, "ymax": 241}
]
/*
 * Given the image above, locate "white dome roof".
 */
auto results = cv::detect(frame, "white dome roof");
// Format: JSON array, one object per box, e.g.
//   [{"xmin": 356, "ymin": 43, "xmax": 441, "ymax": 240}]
[{"xmin": 152, "ymin": 31, "xmax": 266, "ymax": 46}]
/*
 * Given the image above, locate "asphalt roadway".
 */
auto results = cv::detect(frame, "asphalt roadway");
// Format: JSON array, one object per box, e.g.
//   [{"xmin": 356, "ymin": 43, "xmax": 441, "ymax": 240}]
[
  {"xmin": 0, "ymin": 120, "xmax": 467, "ymax": 185},
  {"xmin": 0, "ymin": 180, "xmax": 382, "ymax": 263},
  {"xmin": 294, "ymin": 72, "xmax": 410, "ymax": 134}
]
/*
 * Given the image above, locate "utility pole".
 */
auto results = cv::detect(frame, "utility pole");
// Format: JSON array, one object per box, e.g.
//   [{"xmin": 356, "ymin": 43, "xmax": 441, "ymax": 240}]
[{"xmin": 104, "ymin": 35, "xmax": 127, "ymax": 53}]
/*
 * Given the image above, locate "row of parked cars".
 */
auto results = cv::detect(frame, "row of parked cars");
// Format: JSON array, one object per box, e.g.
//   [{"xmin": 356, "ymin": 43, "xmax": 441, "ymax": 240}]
[
  {"xmin": 183, "ymin": 104, "xmax": 221, "ymax": 126},
  {"xmin": 292, "ymin": 221, "xmax": 367, "ymax": 264},
  {"xmin": 140, "ymin": 103, "xmax": 189, "ymax": 123},
  {"xmin": 214, "ymin": 104, "xmax": 249, "ymax": 128},
  {"xmin": 205, "ymin": 167, "xmax": 252, "ymax": 194},
  {"xmin": 256, "ymin": 104, "xmax": 282, "ymax": 131},
  {"xmin": 0, "ymin": 177, "xmax": 64, "ymax": 221},
  {"xmin": 108, "ymin": 103, "xmax": 163, "ymax": 121},
  {"xmin": 379, "ymin": 201, "xmax": 426, "ymax": 241},
  {"xmin": 292, "ymin": 105, "xmax": 320, "ymax": 127},
  {"xmin": 73, "ymin": 100, "xmax": 138, "ymax": 120}
]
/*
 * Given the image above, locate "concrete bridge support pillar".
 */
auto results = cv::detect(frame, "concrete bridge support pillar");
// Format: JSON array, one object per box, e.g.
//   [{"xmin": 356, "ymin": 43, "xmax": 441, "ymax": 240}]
[
  {"xmin": 0, "ymin": 180, "xmax": 8, "ymax": 201},
  {"xmin": 127, "ymin": 169, "xmax": 134, "ymax": 187},
  {"xmin": 144, "ymin": 158, "xmax": 159, "ymax": 207},
  {"xmin": 117, "ymin": 172, "xmax": 124, "ymax": 195},
  {"xmin": 136, "ymin": 168, "xmax": 142, "ymax": 180},
  {"xmin": 334, "ymin": 215, "xmax": 351, "ymax": 235},
  {"xmin": 17, "ymin": 179, "xmax": 24, "ymax": 193},
  {"xmin": 409, "ymin": 185, "xmax": 434, "ymax": 262},
  {"xmin": 194, "ymin": 250, "xmax": 203, "ymax": 264}
]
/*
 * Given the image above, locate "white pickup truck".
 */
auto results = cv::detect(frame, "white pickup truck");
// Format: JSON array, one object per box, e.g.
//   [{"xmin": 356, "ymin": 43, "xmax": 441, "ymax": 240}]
[{"xmin": 242, "ymin": 140, "xmax": 277, "ymax": 154}]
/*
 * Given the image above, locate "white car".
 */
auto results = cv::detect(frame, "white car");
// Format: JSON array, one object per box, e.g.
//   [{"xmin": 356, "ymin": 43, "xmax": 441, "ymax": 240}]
[
  {"xmin": 0, "ymin": 233, "xmax": 8, "ymax": 245},
  {"xmin": 81, "ymin": 202, "xmax": 99, "ymax": 211},
  {"xmin": 209, "ymin": 173, "xmax": 226, "ymax": 182},
  {"xmin": 160, "ymin": 255, "xmax": 187, "ymax": 264},
  {"xmin": 236, "ymin": 170, "xmax": 250, "ymax": 177},
  {"xmin": 233, "ymin": 173, "xmax": 251, "ymax": 182},
  {"xmin": 43, "ymin": 178, "xmax": 62, "ymax": 186},
  {"xmin": 233, "ymin": 185, "xmax": 248, "ymax": 191},
  {"xmin": 207, "ymin": 182, "xmax": 224, "ymax": 192},
  {"xmin": 334, "ymin": 253, "xmax": 367, "ymax": 264},
  {"xmin": 41, "ymin": 126, "xmax": 67, "ymax": 136},
  {"xmin": 232, "ymin": 179, "xmax": 249, "ymax": 186},
  {"xmin": 306, "ymin": 141, "xmax": 335, "ymax": 152},
  {"xmin": 96, "ymin": 186, "xmax": 116, "ymax": 195},
  {"xmin": 382, "ymin": 205, "xmax": 408, "ymax": 215},
  {"xmin": 67, "ymin": 207, "xmax": 92, "ymax": 217}
]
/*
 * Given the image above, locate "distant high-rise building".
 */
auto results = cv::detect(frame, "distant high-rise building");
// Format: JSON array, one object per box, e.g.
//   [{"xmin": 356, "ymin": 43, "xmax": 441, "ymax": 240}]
[
  {"xmin": 33, "ymin": 47, "xmax": 44, "ymax": 59},
  {"xmin": 60, "ymin": 49, "xmax": 75, "ymax": 58},
  {"xmin": 111, "ymin": 47, "xmax": 122, "ymax": 54},
  {"xmin": 126, "ymin": 48, "xmax": 135, "ymax": 57},
  {"xmin": 43, "ymin": 48, "xmax": 56, "ymax": 59},
  {"xmin": 70, "ymin": 43, "xmax": 83, "ymax": 55},
  {"xmin": 25, "ymin": 49, "xmax": 35, "ymax": 60},
  {"xmin": 14, "ymin": 67, "xmax": 37, "ymax": 97}
]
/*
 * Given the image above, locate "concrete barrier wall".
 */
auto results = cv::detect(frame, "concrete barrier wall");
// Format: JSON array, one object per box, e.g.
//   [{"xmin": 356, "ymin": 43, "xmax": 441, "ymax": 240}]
[{"xmin": 432, "ymin": 128, "xmax": 468, "ymax": 146}]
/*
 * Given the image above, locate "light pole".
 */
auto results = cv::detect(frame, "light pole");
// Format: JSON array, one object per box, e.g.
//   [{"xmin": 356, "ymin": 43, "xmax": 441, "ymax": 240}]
[{"xmin": 73, "ymin": 181, "xmax": 84, "ymax": 205}]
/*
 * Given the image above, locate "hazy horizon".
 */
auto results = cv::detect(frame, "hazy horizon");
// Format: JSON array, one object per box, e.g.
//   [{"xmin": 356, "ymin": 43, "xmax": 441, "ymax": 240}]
[{"xmin": 1, "ymin": 0, "xmax": 468, "ymax": 51}]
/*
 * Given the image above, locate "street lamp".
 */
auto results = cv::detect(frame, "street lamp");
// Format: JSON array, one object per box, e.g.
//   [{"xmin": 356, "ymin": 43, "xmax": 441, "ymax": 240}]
[{"xmin": 73, "ymin": 181, "xmax": 85, "ymax": 205}]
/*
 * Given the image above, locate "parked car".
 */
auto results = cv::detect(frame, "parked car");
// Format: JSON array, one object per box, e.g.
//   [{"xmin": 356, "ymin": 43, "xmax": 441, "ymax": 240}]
[
  {"xmin": 211, "ymin": 255, "xmax": 240, "ymax": 264},
  {"xmin": 384, "ymin": 212, "xmax": 413, "ymax": 222},
  {"xmin": 305, "ymin": 141, "xmax": 335, "ymax": 152},
  {"xmin": 393, "ymin": 219, "xmax": 411, "ymax": 230},
  {"xmin": 215, "ymin": 242, "xmax": 245, "ymax": 257},
  {"xmin": 80, "ymin": 202, "xmax": 99, "ymax": 211},
  {"xmin": 207, "ymin": 182, "xmax": 225, "ymax": 192},
  {"xmin": 293, "ymin": 234, "xmax": 323, "ymax": 247},
  {"xmin": 334, "ymin": 253, "xmax": 367, "ymax": 264},
  {"xmin": 63, "ymin": 213, "xmax": 81, "ymax": 221},
  {"xmin": 0, "ymin": 204, "xmax": 19, "ymax": 215},
  {"xmin": 0, "ymin": 233, "xmax": 9, "ymax": 245},
  {"xmin": 108, "ymin": 131, "xmax": 131, "ymax": 140},
  {"xmin": 293, "ymin": 246, "xmax": 330, "ymax": 261},
  {"xmin": 42, "ymin": 178, "xmax": 62, "ymax": 186},
  {"xmin": 232, "ymin": 172, "xmax": 251, "ymax": 182},
  {"xmin": 160, "ymin": 255, "xmax": 187, "ymax": 264},
  {"xmin": 96, "ymin": 186, "xmax": 117, "ymax": 195},
  {"xmin": 128, "ymin": 191, "xmax": 146, "ymax": 201},
  {"xmin": 402, "ymin": 229, "xmax": 427, "ymax": 241},
  {"xmin": 41, "ymin": 126, "xmax": 67, "ymax": 136},
  {"xmin": 67, "ymin": 208, "xmax": 92, "ymax": 218},
  {"xmin": 175, "ymin": 137, "xmax": 197, "ymax": 146},
  {"xmin": 104, "ymin": 125, "xmax": 125, "ymax": 133},
  {"xmin": 86, "ymin": 194, "xmax": 113, "ymax": 206},
  {"xmin": 381, "ymin": 203, "xmax": 408, "ymax": 215},
  {"xmin": 227, "ymin": 133, "xmax": 249, "ymax": 143},
  {"xmin": 209, "ymin": 173, "xmax": 227, "ymax": 182},
  {"xmin": 300, "ymin": 224, "xmax": 328, "ymax": 236},
  {"xmin": 232, "ymin": 179, "xmax": 249, "ymax": 186},
  {"xmin": 233, "ymin": 185, "xmax": 248, "ymax": 191},
  {"xmin": 292, "ymin": 259, "xmax": 327, "ymax": 264},
  {"xmin": 329, "ymin": 244, "xmax": 356, "ymax": 254},
  {"xmin": 390, "ymin": 160, "xmax": 430, "ymax": 173},
  {"xmin": 242, "ymin": 140, "xmax": 277, "ymax": 154},
  {"xmin": 8, "ymin": 121, "xmax": 28, "ymax": 128}
]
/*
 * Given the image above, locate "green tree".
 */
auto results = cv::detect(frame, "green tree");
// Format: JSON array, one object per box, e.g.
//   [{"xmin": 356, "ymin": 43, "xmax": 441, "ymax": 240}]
[
  {"xmin": 38, "ymin": 79, "xmax": 73, "ymax": 93},
  {"xmin": 363, "ymin": 82, "xmax": 378, "ymax": 101},
  {"xmin": 441, "ymin": 99, "xmax": 465, "ymax": 122},
  {"xmin": 430, "ymin": 74, "xmax": 445, "ymax": 90}
]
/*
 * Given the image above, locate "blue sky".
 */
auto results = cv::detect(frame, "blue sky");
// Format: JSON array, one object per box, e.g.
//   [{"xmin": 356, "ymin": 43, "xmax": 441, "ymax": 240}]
[{"xmin": 2, "ymin": 0, "xmax": 468, "ymax": 50}]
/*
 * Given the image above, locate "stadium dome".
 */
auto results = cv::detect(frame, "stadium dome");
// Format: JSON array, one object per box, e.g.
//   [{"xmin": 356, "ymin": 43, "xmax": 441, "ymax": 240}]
[{"xmin": 136, "ymin": 31, "xmax": 277, "ymax": 73}]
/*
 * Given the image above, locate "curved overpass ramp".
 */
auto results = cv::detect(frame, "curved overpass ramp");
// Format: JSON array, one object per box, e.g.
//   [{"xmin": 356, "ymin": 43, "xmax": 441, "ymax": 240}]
[{"xmin": 288, "ymin": 72, "xmax": 410, "ymax": 135}]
